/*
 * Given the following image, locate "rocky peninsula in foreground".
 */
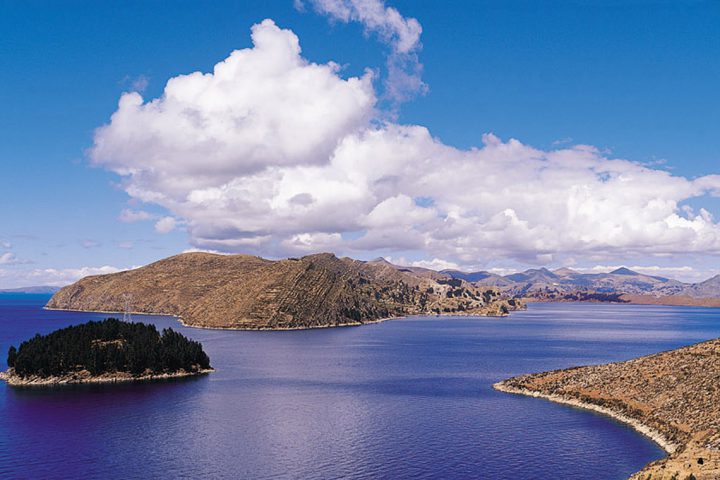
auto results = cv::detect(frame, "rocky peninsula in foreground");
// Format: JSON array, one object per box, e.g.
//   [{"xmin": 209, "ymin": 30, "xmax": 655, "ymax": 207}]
[
  {"xmin": 2, "ymin": 318, "xmax": 212, "ymax": 387},
  {"xmin": 494, "ymin": 339, "xmax": 720, "ymax": 479}
]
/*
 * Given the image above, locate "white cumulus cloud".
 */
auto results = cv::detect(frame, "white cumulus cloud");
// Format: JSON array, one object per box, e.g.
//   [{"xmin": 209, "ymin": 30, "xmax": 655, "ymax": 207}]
[
  {"xmin": 0, "ymin": 265, "xmax": 124, "ymax": 288},
  {"xmin": 90, "ymin": 19, "xmax": 720, "ymax": 269},
  {"xmin": 0, "ymin": 253, "xmax": 21, "ymax": 265},
  {"xmin": 119, "ymin": 208, "xmax": 155, "ymax": 223},
  {"xmin": 154, "ymin": 216, "xmax": 178, "ymax": 234},
  {"xmin": 388, "ymin": 256, "xmax": 461, "ymax": 272},
  {"xmin": 92, "ymin": 19, "xmax": 374, "ymax": 199},
  {"xmin": 300, "ymin": 0, "xmax": 425, "ymax": 105},
  {"xmin": 81, "ymin": 239, "xmax": 101, "ymax": 249}
]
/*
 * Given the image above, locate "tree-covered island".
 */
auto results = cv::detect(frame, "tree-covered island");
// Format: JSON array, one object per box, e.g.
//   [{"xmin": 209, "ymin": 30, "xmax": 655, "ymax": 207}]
[{"xmin": 1, "ymin": 318, "xmax": 212, "ymax": 386}]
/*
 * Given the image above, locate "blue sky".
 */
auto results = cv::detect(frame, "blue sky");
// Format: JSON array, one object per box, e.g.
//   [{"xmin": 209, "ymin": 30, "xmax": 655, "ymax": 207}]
[{"xmin": 1, "ymin": 0, "xmax": 719, "ymax": 287}]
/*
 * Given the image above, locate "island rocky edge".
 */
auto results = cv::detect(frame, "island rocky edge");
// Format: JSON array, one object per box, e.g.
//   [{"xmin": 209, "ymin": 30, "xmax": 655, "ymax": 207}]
[{"xmin": 0, "ymin": 367, "xmax": 213, "ymax": 387}]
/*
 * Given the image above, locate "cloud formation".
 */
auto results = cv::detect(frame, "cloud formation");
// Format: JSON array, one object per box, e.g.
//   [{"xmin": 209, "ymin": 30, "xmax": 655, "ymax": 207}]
[
  {"xmin": 389, "ymin": 256, "xmax": 461, "ymax": 272},
  {"xmin": 154, "ymin": 217, "xmax": 177, "ymax": 234},
  {"xmin": 0, "ymin": 253, "xmax": 21, "ymax": 265},
  {"xmin": 0, "ymin": 265, "xmax": 122, "ymax": 288},
  {"xmin": 93, "ymin": 20, "xmax": 374, "ymax": 197},
  {"xmin": 119, "ymin": 208, "xmax": 155, "ymax": 223},
  {"xmin": 82, "ymin": 239, "xmax": 101, "ymax": 249},
  {"xmin": 93, "ymin": 19, "xmax": 720, "ymax": 268},
  {"xmin": 299, "ymin": 0, "xmax": 425, "ymax": 105}
]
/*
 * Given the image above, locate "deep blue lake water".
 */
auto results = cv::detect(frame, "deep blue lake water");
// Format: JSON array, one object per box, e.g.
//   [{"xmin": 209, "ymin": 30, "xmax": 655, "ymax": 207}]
[{"xmin": 1, "ymin": 295, "xmax": 719, "ymax": 479}]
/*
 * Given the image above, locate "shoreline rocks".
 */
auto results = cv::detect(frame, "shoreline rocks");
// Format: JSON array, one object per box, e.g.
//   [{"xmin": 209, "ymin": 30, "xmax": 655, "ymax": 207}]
[
  {"xmin": 494, "ymin": 338, "xmax": 720, "ymax": 479},
  {"xmin": 0, "ymin": 367, "xmax": 213, "ymax": 387},
  {"xmin": 492, "ymin": 381, "xmax": 679, "ymax": 453}
]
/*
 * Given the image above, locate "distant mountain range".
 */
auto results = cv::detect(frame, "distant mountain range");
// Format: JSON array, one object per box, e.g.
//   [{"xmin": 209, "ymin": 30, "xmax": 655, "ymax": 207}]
[
  {"xmin": 368, "ymin": 260, "xmax": 720, "ymax": 305},
  {"xmin": 0, "ymin": 286, "xmax": 61, "ymax": 294},
  {"xmin": 438, "ymin": 266, "xmax": 720, "ymax": 306}
]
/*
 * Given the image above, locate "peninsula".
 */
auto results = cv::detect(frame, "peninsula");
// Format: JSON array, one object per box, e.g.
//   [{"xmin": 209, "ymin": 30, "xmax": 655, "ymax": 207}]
[
  {"xmin": 46, "ymin": 252, "xmax": 523, "ymax": 330},
  {"xmin": 494, "ymin": 339, "xmax": 720, "ymax": 479},
  {"xmin": 1, "ymin": 318, "xmax": 212, "ymax": 386}
]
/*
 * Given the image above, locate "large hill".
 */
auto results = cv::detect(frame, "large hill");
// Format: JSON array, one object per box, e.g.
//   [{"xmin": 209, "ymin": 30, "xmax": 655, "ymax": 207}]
[{"xmin": 46, "ymin": 252, "xmax": 522, "ymax": 330}]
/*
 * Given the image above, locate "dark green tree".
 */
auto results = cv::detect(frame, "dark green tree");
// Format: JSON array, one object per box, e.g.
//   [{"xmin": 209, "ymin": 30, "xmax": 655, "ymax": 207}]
[
  {"xmin": 7, "ymin": 346, "xmax": 17, "ymax": 367},
  {"xmin": 9, "ymin": 318, "xmax": 211, "ymax": 378}
]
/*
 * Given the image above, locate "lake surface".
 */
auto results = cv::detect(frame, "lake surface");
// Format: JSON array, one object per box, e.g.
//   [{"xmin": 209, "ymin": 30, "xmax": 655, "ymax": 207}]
[{"xmin": 1, "ymin": 295, "xmax": 719, "ymax": 479}]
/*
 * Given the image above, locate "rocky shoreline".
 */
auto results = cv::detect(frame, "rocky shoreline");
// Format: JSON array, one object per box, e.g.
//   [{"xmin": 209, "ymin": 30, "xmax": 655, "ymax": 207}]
[
  {"xmin": 0, "ymin": 367, "xmax": 213, "ymax": 387},
  {"xmin": 492, "ymin": 381, "xmax": 678, "ymax": 453},
  {"xmin": 494, "ymin": 338, "xmax": 720, "ymax": 479},
  {"xmin": 45, "ymin": 306, "xmax": 515, "ymax": 331}
]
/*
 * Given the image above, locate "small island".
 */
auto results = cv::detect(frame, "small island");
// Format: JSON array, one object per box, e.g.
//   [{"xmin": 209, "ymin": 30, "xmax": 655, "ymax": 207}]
[{"xmin": 1, "ymin": 318, "xmax": 213, "ymax": 386}]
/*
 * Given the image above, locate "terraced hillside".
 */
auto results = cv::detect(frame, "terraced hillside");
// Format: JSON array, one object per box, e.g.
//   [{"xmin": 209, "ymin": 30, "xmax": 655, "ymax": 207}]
[{"xmin": 47, "ymin": 252, "xmax": 522, "ymax": 329}]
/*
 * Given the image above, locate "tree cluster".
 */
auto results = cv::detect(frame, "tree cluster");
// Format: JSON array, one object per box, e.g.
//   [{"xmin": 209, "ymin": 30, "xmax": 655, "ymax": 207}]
[{"xmin": 7, "ymin": 318, "xmax": 211, "ymax": 378}]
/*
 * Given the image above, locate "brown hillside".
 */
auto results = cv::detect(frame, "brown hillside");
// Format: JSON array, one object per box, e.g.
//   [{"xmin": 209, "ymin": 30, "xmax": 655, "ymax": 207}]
[
  {"xmin": 47, "ymin": 252, "xmax": 522, "ymax": 329},
  {"xmin": 496, "ymin": 339, "xmax": 720, "ymax": 479}
]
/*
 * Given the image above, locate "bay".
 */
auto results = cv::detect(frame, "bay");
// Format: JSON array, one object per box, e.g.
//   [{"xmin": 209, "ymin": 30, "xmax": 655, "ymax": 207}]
[{"xmin": 2, "ymin": 294, "xmax": 719, "ymax": 479}]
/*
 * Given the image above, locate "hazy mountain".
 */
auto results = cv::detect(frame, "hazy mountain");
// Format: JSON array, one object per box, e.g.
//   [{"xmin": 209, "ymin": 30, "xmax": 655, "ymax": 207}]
[
  {"xmin": 0, "ymin": 286, "xmax": 61, "ymax": 294},
  {"xmin": 682, "ymin": 274, "xmax": 720, "ymax": 298},
  {"xmin": 442, "ymin": 266, "xmax": 719, "ymax": 301},
  {"xmin": 440, "ymin": 269, "xmax": 500, "ymax": 283},
  {"xmin": 504, "ymin": 268, "xmax": 559, "ymax": 284},
  {"xmin": 609, "ymin": 267, "xmax": 639, "ymax": 276},
  {"xmin": 552, "ymin": 267, "xmax": 580, "ymax": 277}
]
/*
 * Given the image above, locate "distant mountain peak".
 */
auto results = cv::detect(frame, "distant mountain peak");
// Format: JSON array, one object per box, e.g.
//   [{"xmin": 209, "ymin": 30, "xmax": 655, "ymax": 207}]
[
  {"xmin": 699, "ymin": 274, "xmax": 720, "ymax": 285},
  {"xmin": 504, "ymin": 267, "xmax": 559, "ymax": 283},
  {"xmin": 530, "ymin": 267, "xmax": 557, "ymax": 276},
  {"xmin": 441, "ymin": 269, "xmax": 498, "ymax": 282},
  {"xmin": 553, "ymin": 267, "xmax": 579, "ymax": 276},
  {"xmin": 369, "ymin": 257, "xmax": 394, "ymax": 266},
  {"xmin": 610, "ymin": 267, "xmax": 639, "ymax": 276}
]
